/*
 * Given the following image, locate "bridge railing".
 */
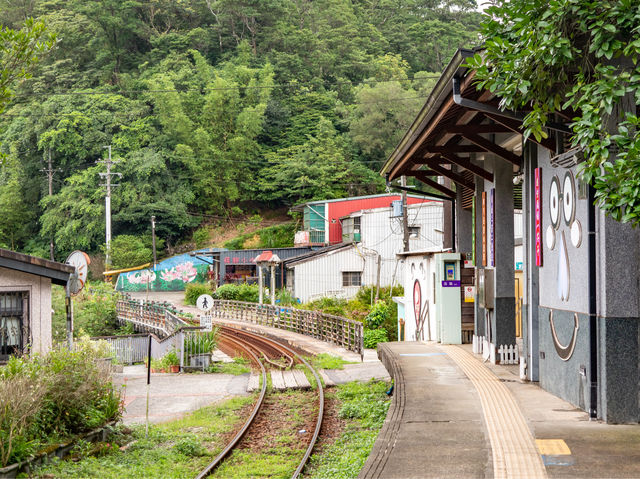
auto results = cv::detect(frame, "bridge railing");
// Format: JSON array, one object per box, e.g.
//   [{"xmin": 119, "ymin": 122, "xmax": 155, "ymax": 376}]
[
  {"xmin": 115, "ymin": 298, "xmax": 364, "ymax": 358},
  {"xmin": 115, "ymin": 298, "xmax": 188, "ymax": 337},
  {"xmin": 208, "ymin": 300, "xmax": 364, "ymax": 358}
]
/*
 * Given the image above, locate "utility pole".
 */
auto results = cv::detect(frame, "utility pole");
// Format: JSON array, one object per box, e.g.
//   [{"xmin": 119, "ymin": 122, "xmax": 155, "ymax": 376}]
[
  {"xmin": 401, "ymin": 175, "xmax": 410, "ymax": 252},
  {"xmin": 98, "ymin": 146, "xmax": 121, "ymax": 268},
  {"xmin": 40, "ymin": 148, "xmax": 61, "ymax": 260},
  {"xmin": 151, "ymin": 215, "xmax": 157, "ymax": 270}
]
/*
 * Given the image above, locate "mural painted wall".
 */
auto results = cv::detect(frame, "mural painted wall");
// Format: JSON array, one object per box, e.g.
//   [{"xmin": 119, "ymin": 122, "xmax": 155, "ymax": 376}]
[
  {"xmin": 116, "ymin": 252, "xmax": 213, "ymax": 292},
  {"xmin": 402, "ymin": 254, "xmax": 437, "ymax": 341}
]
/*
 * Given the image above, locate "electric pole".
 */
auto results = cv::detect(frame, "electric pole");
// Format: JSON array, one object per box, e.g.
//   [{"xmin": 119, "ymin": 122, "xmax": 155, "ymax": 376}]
[
  {"xmin": 98, "ymin": 146, "xmax": 121, "ymax": 268},
  {"xmin": 40, "ymin": 148, "xmax": 61, "ymax": 260},
  {"xmin": 401, "ymin": 175, "xmax": 410, "ymax": 252},
  {"xmin": 151, "ymin": 215, "xmax": 157, "ymax": 270}
]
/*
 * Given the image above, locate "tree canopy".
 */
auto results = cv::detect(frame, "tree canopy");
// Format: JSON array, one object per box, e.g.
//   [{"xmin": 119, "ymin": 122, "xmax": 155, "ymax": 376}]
[
  {"xmin": 0, "ymin": 0, "xmax": 480, "ymax": 257},
  {"xmin": 469, "ymin": 0, "xmax": 640, "ymax": 225}
]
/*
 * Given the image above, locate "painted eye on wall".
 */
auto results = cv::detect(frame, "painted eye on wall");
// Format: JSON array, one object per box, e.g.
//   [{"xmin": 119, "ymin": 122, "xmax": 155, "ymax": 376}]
[
  {"xmin": 563, "ymin": 171, "xmax": 576, "ymax": 226},
  {"xmin": 549, "ymin": 175, "xmax": 561, "ymax": 229}
]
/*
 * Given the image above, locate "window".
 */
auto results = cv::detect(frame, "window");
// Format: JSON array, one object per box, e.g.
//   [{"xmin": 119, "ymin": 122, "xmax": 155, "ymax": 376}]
[
  {"xmin": 342, "ymin": 271, "xmax": 362, "ymax": 287},
  {"xmin": 0, "ymin": 292, "xmax": 28, "ymax": 361},
  {"xmin": 342, "ymin": 216, "xmax": 361, "ymax": 242},
  {"xmin": 409, "ymin": 226, "xmax": 420, "ymax": 238}
]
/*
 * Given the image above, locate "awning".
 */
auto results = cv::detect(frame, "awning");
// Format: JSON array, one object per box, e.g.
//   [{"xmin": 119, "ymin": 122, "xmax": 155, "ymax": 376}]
[{"xmin": 381, "ymin": 48, "xmax": 564, "ymax": 197}]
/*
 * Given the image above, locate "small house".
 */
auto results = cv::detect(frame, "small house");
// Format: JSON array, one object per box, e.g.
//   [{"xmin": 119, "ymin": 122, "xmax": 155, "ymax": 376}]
[{"xmin": 0, "ymin": 248, "xmax": 73, "ymax": 360}]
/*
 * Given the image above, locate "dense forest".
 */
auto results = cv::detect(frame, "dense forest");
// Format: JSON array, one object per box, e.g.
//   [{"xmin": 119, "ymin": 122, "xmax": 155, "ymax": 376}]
[{"xmin": 0, "ymin": 0, "xmax": 480, "ymax": 260}]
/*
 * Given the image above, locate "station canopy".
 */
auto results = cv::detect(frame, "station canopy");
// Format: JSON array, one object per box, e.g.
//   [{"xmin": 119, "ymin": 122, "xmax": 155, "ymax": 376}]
[{"xmin": 381, "ymin": 48, "xmax": 568, "ymax": 199}]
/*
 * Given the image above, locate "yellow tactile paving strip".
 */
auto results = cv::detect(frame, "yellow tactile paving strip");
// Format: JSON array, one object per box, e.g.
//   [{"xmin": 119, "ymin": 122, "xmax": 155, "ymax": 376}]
[
  {"xmin": 536, "ymin": 439, "xmax": 571, "ymax": 456},
  {"xmin": 440, "ymin": 345, "xmax": 547, "ymax": 479}
]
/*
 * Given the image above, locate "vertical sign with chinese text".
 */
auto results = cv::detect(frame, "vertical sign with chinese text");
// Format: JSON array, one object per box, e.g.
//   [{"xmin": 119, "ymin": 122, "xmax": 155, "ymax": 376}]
[
  {"xmin": 482, "ymin": 191, "xmax": 487, "ymax": 266},
  {"xmin": 535, "ymin": 168, "xmax": 543, "ymax": 266},
  {"xmin": 489, "ymin": 188, "xmax": 495, "ymax": 267}
]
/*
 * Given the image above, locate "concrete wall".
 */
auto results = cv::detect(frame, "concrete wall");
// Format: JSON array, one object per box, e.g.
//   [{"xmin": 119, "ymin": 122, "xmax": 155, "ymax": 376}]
[
  {"xmin": 534, "ymin": 147, "xmax": 640, "ymax": 423},
  {"xmin": 0, "ymin": 267, "xmax": 53, "ymax": 355}
]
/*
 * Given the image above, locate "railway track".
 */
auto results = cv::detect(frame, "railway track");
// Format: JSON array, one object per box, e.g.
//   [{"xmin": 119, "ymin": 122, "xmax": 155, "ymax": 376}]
[{"xmin": 196, "ymin": 325, "xmax": 324, "ymax": 479}]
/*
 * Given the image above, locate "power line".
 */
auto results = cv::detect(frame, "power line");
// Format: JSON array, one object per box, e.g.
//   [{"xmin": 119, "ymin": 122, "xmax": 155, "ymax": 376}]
[{"xmin": 12, "ymin": 76, "xmax": 442, "ymax": 99}]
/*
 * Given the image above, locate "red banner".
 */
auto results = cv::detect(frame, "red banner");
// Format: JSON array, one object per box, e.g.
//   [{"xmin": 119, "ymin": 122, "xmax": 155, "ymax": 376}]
[{"xmin": 535, "ymin": 168, "xmax": 542, "ymax": 266}]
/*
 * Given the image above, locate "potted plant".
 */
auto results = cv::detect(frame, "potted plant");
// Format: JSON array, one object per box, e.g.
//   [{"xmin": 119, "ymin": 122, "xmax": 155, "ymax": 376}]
[
  {"xmin": 163, "ymin": 349, "xmax": 180, "ymax": 373},
  {"xmin": 185, "ymin": 329, "xmax": 219, "ymax": 368}
]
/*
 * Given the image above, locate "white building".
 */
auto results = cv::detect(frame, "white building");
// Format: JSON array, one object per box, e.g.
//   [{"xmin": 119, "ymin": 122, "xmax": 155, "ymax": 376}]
[{"xmin": 285, "ymin": 202, "xmax": 443, "ymax": 303}]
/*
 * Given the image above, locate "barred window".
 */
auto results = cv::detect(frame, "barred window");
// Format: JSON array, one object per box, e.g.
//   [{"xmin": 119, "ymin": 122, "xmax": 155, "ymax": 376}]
[{"xmin": 342, "ymin": 271, "xmax": 362, "ymax": 287}]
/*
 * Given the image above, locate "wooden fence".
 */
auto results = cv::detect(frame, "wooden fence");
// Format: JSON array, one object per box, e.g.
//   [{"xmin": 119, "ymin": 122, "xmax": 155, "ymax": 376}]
[{"xmin": 208, "ymin": 300, "xmax": 364, "ymax": 357}]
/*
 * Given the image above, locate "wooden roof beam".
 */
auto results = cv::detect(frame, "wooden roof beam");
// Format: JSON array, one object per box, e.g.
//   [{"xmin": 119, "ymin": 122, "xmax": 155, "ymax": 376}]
[
  {"xmin": 421, "ymin": 161, "xmax": 475, "ymax": 191},
  {"xmin": 446, "ymin": 124, "xmax": 515, "ymax": 134},
  {"xmin": 440, "ymin": 153, "xmax": 494, "ymax": 183},
  {"xmin": 460, "ymin": 132, "xmax": 522, "ymax": 167},
  {"xmin": 413, "ymin": 171, "xmax": 456, "ymax": 198},
  {"xmin": 423, "ymin": 144, "xmax": 487, "ymax": 154},
  {"xmin": 482, "ymin": 113, "xmax": 556, "ymax": 152}
]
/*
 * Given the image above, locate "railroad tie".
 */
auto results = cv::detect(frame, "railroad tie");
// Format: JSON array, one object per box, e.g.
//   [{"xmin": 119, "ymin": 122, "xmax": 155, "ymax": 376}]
[
  {"xmin": 271, "ymin": 370, "xmax": 287, "ymax": 390},
  {"xmin": 283, "ymin": 370, "xmax": 299, "ymax": 389},
  {"xmin": 291, "ymin": 369, "xmax": 311, "ymax": 389}
]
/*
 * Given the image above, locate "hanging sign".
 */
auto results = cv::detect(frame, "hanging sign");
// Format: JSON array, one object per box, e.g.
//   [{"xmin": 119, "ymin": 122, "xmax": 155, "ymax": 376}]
[{"xmin": 535, "ymin": 168, "xmax": 543, "ymax": 266}]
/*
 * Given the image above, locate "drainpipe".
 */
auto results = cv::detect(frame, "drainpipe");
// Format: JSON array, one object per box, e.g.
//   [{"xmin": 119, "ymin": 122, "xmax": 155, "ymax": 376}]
[
  {"xmin": 587, "ymin": 185, "xmax": 598, "ymax": 419},
  {"xmin": 451, "ymin": 78, "xmax": 572, "ymax": 134}
]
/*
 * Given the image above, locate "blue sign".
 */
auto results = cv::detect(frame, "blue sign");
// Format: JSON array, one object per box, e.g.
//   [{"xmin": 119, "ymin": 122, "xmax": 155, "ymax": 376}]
[
  {"xmin": 441, "ymin": 280, "xmax": 461, "ymax": 287},
  {"xmin": 516, "ymin": 261, "xmax": 523, "ymax": 271}
]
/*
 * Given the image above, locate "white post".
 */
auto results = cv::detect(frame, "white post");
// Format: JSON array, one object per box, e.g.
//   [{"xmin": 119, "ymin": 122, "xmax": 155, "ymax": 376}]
[
  {"xmin": 270, "ymin": 264, "xmax": 276, "ymax": 305},
  {"xmin": 258, "ymin": 265, "xmax": 264, "ymax": 304}
]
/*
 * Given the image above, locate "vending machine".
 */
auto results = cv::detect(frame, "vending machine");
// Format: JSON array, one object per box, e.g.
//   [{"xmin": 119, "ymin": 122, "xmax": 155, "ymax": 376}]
[{"xmin": 435, "ymin": 253, "xmax": 462, "ymax": 344}]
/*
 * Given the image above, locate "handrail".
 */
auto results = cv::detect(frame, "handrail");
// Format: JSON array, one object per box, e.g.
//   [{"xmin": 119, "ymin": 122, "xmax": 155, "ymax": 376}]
[{"xmin": 115, "ymin": 298, "xmax": 364, "ymax": 357}]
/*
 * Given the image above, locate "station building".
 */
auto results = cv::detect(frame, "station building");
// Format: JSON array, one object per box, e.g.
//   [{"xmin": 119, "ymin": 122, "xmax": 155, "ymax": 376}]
[{"xmin": 382, "ymin": 48, "xmax": 640, "ymax": 423}]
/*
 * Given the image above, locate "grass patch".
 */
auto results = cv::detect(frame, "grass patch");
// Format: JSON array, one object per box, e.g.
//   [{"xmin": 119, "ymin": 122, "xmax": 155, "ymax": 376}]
[
  {"xmin": 208, "ymin": 357, "xmax": 252, "ymax": 375},
  {"xmin": 310, "ymin": 353, "xmax": 353, "ymax": 370},
  {"xmin": 34, "ymin": 396, "xmax": 254, "ymax": 478},
  {"xmin": 303, "ymin": 379, "xmax": 391, "ymax": 479}
]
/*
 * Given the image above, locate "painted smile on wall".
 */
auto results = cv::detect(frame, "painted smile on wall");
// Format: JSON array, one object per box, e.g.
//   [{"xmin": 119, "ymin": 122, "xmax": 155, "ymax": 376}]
[{"xmin": 546, "ymin": 170, "xmax": 582, "ymax": 360}]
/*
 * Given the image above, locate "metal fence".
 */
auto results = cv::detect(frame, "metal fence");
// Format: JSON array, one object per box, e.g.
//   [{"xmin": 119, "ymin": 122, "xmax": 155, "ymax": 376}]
[
  {"xmin": 95, "ymin": 327, "xmax": 216, "ymax": 371},
  {"xmin": 115, "ymin": 298, "xmax": 187, "ymax": 337},
  {"xmin": 208, "ymin": 300, "xmax": 364, "ymax": 357}
]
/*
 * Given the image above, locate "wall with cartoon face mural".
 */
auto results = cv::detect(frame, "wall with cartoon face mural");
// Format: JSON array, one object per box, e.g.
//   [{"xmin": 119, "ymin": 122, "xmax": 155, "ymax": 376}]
[
  {"xmin": 402, "ymin": 254, "xmax": 437, "ymax": 342},
  {"xmin": 536, "ymin": 150, "xmax": 592, "ymax": 410}
]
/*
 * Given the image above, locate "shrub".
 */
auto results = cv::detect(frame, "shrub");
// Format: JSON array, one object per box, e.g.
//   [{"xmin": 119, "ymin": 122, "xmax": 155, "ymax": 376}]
[
  {"xmin": 0, "ymin": 347, "xmax": 122, "ymax": 466},
  {"xmin": 364, "ymin": 301, "xmax": 389, "ymax": 330},
  {"xmin": 107, "ymin": 235, "xmax": 152, "ymax": 270},
  {"xmin": 192, "ymin": 227, "xmax": 209, "ymax": 248},
  {"xmin": 303, "ymin": 297, "xmax": 348, "ymax": 317},
  {"xmin": 211, "ymin": 283, "xmax": 259, "ymax": 303},
  {"xmin": 363, "ymin": 328, "xmax": 388, "ymax": 349},
  {"xmin": 184, "ymin": 283, "xmax": 213, "ymax": 305}
]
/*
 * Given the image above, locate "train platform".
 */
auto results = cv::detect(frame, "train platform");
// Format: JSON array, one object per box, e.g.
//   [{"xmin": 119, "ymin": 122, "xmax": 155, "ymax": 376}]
[{"xmin": 359, "ymin": 341, "xmax": 640, "ymax": 479}]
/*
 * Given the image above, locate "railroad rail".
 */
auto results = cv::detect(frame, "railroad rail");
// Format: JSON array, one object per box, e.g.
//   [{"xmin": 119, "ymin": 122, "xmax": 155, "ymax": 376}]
[{"xmin": 196, "ymin": 326, "xmax": 324, "ymax": 479}]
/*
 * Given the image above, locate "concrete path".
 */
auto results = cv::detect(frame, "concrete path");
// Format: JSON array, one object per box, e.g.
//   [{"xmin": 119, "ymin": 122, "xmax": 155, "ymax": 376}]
[
  {"xmin": 113, "ymin": 365, "xmax": 249, "ymax": 425},
  {"xmin": 360, "ymin": 341, "xmax": 640, "ymax": 479}
]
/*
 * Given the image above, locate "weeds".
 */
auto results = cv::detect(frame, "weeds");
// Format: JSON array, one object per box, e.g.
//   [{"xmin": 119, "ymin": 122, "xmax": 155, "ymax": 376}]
[
  {"xmin": 303, "ymin": 380, "xmax": 391, "ymax": 479},
  {"xmin": 0, "ymin": 347, "xmax": 122, "ymax": 467}
]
